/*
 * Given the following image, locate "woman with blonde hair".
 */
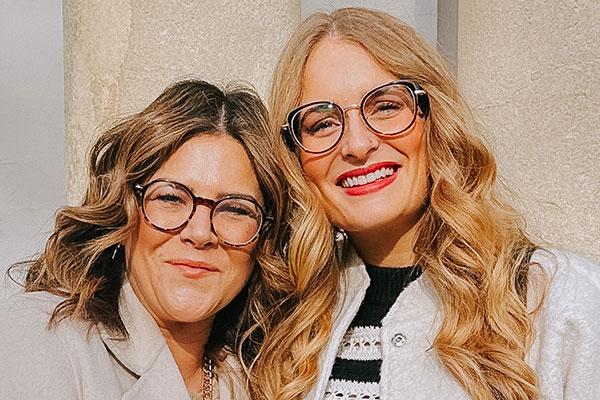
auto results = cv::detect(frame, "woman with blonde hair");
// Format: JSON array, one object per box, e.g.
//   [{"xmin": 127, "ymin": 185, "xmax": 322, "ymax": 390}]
[
  {"xmin": 1, "ymin": 79, "xmax": 288, "ymax": 399},
  {"xmin": 244, "ymin": 7, "xmax": 600, "ymax": 400}
]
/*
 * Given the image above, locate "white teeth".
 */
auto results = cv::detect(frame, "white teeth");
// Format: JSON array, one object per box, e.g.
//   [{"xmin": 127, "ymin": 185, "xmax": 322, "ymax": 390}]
[{"xmin": 340, "ymin": 166, "xmax": 396, "ymax": 188}]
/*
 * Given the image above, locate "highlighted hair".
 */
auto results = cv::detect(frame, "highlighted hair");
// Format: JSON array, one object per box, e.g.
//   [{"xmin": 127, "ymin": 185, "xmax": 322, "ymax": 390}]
[
  {"xmin": 250, "ymin": 7, "xmax": 545, "ymax": 400},
  {"xmin": 11, "ymin": 79, "xmax": 289, "ymax": 366}
]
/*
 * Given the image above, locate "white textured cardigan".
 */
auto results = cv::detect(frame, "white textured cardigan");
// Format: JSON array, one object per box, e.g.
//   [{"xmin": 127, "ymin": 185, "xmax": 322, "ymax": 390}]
[
  {"xmin": 0, "ymin": 281, "xmax": 249, "ymax": 399},
  {"xmin": 307, "ymin": 248, "xmax": 600, "ymax": 399}
]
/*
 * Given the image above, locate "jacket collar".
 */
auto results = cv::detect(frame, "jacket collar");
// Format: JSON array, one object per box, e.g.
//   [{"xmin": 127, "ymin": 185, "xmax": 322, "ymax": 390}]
[
  {"xmin": 309, "ymin": 246, "xmax": 370, "ymax": 397},
  {"xmin": 99, "ymin": 281, "xmax": 191, "ymax": 399}
]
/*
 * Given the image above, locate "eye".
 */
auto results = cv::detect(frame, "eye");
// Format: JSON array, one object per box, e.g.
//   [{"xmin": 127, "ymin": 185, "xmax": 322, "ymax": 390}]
[
  {"xmin": 296, "ymin": 103, "xmax": 342, "ymax": 138},
  {"xmin": 145, "ymin": 185, "xmax": 190, "ymax": 207},
  {"xmin": 306, "ymin": 117, "xmax": 341, "ymax": 136},
  {"xmin": 154, "ymin": 193, "xmax": 186, "ymax": 204},
  {"xmin": 217, "ymin": 199, "xmax": 260, "ymax": 220},
  {"xmin": 374, "ymin": 100, "xmax": 404, "ymax": 113},
  {"xmin": 365, "ymin": 97, "xmax": 409, "ymax": 118},
  {"xmin": 221, "ymin": 204, "xmax": 253, "ymax": 216}
]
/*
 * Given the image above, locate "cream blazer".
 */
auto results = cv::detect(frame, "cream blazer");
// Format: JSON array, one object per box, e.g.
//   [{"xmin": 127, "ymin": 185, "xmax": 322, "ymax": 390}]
[{"xmin": 0, "ymin": 281, "xmax": 249, "ymax": 399}]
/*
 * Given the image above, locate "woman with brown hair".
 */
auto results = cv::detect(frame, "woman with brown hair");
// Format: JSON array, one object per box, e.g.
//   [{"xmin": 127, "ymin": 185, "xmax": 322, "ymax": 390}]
[
  {"xmin": 0, "ymin": 79, "xmax": 287, "ymax": 399},
  {"xmin": 245, "ymin": 7, "xmax": 600, "ymax": 400}
]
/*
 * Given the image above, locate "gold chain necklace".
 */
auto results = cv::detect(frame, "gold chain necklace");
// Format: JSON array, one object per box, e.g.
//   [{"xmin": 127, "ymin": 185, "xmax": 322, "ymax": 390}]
[{"xmin": 202, "ymin": 355, "xmax": 213, "ymax": 400}]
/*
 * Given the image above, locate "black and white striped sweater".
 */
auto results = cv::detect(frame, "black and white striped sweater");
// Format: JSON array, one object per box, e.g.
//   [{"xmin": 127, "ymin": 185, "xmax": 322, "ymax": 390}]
[{"xmin": 325, "ymin": 264, "xmax": 422, "ymax": 400}]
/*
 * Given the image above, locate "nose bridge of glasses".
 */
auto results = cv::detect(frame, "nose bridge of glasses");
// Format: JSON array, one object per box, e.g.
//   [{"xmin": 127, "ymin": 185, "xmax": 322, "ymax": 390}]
[
  {"xmin": 187, "ymin": 196, "xmax": 217, "ymax": 230},
  {"xmin": 341, "ymin": 103, "xmax": 361, "ymax": 114},
  {"xmin": 340, "ymin": 102, "xmax": 375, "ymax": 138},
  {"xmin": 340, "ymin": 103, "xmax": 370, "ymax": 134},
  {"xmin": 192, "ymin": 195, "xmax": 217, "ymax": 211}
]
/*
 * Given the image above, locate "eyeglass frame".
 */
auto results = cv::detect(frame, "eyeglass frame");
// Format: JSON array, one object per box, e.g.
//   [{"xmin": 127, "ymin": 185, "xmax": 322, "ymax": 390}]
[
  {"xmin": 280, "ymin": 80, "xmax": 430, "ymax": 154},
  {"xmin": 134, "ymin": 179, "xmax": 271, "ymax": 247}
]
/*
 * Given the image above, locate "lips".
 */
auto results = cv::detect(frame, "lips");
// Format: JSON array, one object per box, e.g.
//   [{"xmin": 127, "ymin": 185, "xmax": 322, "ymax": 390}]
[
  {"xmin": 167, "ymin": 260, "xmax": 219, "ymax": 278},
  {"xmin": 336, "ymin": 162, "xmax": 400, "ymax": 196}
]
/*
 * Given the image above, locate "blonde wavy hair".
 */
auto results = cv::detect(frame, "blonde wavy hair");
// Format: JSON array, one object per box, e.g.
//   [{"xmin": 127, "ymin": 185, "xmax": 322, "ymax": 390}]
[
  {"xmin": 11, "ymin": 79, "xmax": 289, "ymax": 364},
  {"xmin": 250, "ymin": 7, "xmax": 545, "ymax": 400}
]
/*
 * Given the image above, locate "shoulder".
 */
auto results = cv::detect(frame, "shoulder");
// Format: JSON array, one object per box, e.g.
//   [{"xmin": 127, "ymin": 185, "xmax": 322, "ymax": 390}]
[
  {"xmin": 0, "ymin": 290, "xmax": 64, "ymax": 332},
  {"xmin": 0, "ymin": 291, "xmax": 90, "ymax": 397},
  {"xmin": 528, "ymin": 249, "xmax": 600, "ymax": 398},
  {"xmin": 531, "ymin": 248, "xmax": 600, "ymax": 313}
]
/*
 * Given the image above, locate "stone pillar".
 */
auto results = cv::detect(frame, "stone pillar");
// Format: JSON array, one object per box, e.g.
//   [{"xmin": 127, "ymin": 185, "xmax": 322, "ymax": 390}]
[
  {"xmin": 457, "ymin": 0, "xmax": 600, "ymax": 262},
  {"xmin": 63, "ymin": 0, "xmax": 300, "ymax": 203}
]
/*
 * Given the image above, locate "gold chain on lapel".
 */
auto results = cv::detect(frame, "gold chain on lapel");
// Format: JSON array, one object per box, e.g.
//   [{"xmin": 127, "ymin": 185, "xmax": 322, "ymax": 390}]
[{"xmin": 202, "ymin": 355, "xmax": 213, "ymax": 400}]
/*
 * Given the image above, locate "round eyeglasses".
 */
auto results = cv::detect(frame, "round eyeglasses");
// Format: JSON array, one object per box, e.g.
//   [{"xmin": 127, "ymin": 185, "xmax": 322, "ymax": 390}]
[
  {"xmin": 135, "ymin": 179, "xmax": 268, "ymax": 247},
  {"xmin": 281, "ymin": 80, "xmax": 430, "ymax": 154}
]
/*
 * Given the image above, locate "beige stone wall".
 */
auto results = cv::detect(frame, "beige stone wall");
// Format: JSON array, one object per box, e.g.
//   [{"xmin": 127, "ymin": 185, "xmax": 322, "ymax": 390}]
[
  {"xmin": 63, "ymin": 0, "xmax": 300, "ymax": 204},
  {"xmin": 63, "ymin": 1, "xmax": 599, "ymax": 262},
  {"xmin": 457, "ymin": 0, "xmax": 600, "ymax": 262}
]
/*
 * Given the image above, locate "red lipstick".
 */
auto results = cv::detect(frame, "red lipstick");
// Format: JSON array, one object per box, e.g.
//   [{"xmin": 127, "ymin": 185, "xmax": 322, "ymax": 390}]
[{"xmin": 336, "ymin": 162, "xmax": 400, "ymax": 196}]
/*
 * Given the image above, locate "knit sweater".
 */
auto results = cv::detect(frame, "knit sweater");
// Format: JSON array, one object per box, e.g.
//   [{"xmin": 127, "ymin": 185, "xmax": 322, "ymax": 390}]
[{"xmin": 326, "ymin": 265, "xmax": 422, "ymax": 399}]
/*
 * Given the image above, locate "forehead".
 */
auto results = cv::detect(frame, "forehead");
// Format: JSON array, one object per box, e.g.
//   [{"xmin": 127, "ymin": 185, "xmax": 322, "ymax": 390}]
[
  {"xmin": 300, "ymin": 38, "xmax": 396, "ymax": 104},
  {"xmin": 151, "ymin": 134, "xmax": 262, "ymax": 202}
]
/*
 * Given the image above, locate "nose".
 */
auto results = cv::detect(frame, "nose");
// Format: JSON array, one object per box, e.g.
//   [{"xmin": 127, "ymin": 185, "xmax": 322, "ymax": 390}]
[
  {"xmin": 339, "ymin": 107, "xmax": 379, "ymax": 162},
  {"xmin": 178, "ymin": 206, "xmax": 218, "ymax": 249}
]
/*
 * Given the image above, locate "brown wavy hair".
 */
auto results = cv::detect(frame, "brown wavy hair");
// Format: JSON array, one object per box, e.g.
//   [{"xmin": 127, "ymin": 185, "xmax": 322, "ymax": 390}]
[
  {"xmin": 10, "ymin": 79, "xmax": 289, "ymax": 363},
  {"xmin": 252, "ymin": 7, "xmax": 545, "ymax": 400}
]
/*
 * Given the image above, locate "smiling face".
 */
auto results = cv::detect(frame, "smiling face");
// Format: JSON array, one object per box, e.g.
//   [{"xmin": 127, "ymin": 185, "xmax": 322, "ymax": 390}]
[
  {"xmin": 299, "ymin": 39, "xmax": 429, "ymax": 264},
  {"xmin": 127, "ymin": 134, "xmax": 261, "ymax": 332}
]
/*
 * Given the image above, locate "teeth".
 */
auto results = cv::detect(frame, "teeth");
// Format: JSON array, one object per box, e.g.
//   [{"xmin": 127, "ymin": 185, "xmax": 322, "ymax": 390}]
[{"xmin": 340, "ymin": 166, "xmax": 396, "ymax": 188}]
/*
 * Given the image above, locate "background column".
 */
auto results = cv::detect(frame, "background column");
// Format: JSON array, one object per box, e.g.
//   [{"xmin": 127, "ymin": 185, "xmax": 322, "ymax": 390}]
[{"xmin": 63, "ymin": 0, "xmax": 301, "ymax": 203}]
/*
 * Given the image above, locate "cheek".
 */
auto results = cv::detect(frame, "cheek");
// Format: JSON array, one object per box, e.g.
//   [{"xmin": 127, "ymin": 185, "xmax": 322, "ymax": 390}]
[
  {"xmin": 300, "ymin": 152, "xmax": 332, "ymax": 187},
  {"xmin": 126, "ymin": 218, "xmax": 169, "ymax": 275},
  {"xmin": 391, "ymin": 123, "xmax": 428, "ymax": 176},
  {"xmin": 400, "ymin": 129, "xmax": 429, "ymax": 202},
  {"xmin": 392, "ymin": 118, "xmax": 426, "ymax": 153},
  {"xmin": 234, "ymin": 245, "xmax": 257, "ymax": 281}
]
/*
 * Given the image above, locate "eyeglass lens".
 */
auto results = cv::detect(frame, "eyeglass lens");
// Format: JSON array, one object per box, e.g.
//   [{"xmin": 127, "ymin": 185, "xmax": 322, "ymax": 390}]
[
  {"xmin": 142, "ymin": 181, "xmax": 262, "ymax": 245},
  {"xmin": 291, "ymin": 83, "xmax": 417, "ymax": 153}
]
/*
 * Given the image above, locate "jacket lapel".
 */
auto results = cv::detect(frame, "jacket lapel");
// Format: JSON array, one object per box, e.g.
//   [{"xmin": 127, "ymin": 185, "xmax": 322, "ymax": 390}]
[
  {"xmin": 308, "ymin": 247, "xmax": 370, "ymax": 398},
  {"xmin": 119, "ymin": 346, "xmax": 190, "ymax": 400},
  {"xmin": 99, "ymin": 281, "xmax": 191, "ymax": 399}
]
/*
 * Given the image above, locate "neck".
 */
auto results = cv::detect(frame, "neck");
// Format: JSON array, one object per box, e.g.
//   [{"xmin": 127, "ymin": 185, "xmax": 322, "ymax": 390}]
[
  {"xmin": 159, "ymin": 319, "xmax": 213, "ymax": 393},
  {"xmin": 348, "ymin": 218, "xmax": 421, "ymax": 267}
]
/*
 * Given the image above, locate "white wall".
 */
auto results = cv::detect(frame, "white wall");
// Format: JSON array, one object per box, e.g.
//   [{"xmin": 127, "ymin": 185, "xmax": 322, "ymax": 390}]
[{"xmin": 0, "ymin": 1, "xmax": 65, "ymax": 298}]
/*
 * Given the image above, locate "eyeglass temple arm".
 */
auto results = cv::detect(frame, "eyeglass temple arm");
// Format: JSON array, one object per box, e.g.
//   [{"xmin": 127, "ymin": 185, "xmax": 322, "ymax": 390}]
[
  {"xmin": 134, "ymin": 184, "xmax": 145, "ymax": 199},
  {"xmin": 414, "ymin": 88, "xmax": 430, "ymax": 119},
  {"xmin": 280, "ymin": 124, "xmax": 298, "ymax": 152}
]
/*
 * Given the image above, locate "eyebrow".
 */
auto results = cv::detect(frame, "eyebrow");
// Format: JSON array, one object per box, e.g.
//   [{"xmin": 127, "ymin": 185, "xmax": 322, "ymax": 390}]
[
  {"xmin": 150, "ymin": 177, "xmax": 263, "ymax": 205},
  {"xmin": 214, "ymin": 192, "xmax": 262, "ymax": 204}
]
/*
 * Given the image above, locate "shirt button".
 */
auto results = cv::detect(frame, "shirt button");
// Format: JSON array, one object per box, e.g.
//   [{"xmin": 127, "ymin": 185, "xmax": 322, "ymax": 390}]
[{"xmin": 392, "ymin": 333, "xmax": 406, "ymax": 347}]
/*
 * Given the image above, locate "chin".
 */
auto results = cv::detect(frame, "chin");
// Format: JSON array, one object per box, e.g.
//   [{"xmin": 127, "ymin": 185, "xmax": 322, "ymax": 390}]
[
  {"xmin": 165, "ymin": 304, "xmax": 213, "ymax": 324},
  {"xmin": 336, "ymin": 207, "xmax": 423, "ymax": 236}
]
